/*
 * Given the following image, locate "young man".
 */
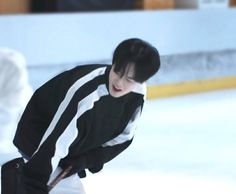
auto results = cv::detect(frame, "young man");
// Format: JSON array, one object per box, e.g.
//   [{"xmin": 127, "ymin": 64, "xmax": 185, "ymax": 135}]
[{"xmin": 1, "ymin": 38, "xmax": 160, "ymax": 194}]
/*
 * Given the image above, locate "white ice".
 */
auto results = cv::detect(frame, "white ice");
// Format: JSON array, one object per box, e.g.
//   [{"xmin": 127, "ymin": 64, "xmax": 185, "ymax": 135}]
[
  {"xmin": 82, "ymin": 89, "xmax": 236, "ymax": 194},
  {"xmin": 1, "ymin": 89, "xmax": 236, "ymax": 194}
]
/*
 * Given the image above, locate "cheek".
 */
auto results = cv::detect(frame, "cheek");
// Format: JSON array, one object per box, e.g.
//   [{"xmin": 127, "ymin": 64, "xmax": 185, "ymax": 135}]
[
  {"xmin": 124, "ymin": 83, "xmax": 136, "ymax": 92},
  {"xmin": 110, "ymin": 72, "xmax": 118, "ymax": 84}
]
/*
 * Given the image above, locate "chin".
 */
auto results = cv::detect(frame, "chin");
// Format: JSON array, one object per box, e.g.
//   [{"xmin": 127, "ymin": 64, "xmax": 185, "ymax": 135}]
[{"xmin": 110, "ymin": 91, "xmax": 123, "ymax": 98}]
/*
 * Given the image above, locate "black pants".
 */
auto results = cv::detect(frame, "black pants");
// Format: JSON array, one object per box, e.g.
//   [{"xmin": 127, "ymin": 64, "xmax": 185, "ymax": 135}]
[{"xmin": 1, "ymin": 158, "xmax": 48, "ymax": 194}]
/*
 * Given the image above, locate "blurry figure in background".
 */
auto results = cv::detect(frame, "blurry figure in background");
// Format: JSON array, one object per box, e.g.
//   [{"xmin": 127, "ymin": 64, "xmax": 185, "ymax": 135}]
[
  {"xmin": 31, "ymin": 0, "xmax": 134, "ymax": 13},
  {"xmin": 1, "ymin": 38, "xmax": 160, "ymax": 194},
  {"xmin": 0, "ymin": 49, "xmax": 32, "ymax": 151}
]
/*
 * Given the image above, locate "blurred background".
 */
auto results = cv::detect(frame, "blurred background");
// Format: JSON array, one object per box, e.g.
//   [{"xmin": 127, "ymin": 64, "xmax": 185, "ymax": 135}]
[
  {"xmin": 0, "ymin": 0, "xmax": 236, "ymax": 194},
  {"xmin": 0, "ymin": 0, "xmax": 236, "ymax": 14}
]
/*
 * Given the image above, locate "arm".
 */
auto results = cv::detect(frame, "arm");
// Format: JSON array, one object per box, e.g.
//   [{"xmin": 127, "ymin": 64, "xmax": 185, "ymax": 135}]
[
  {"xmin": 15, "ymin": 66, "xmax": 108, "ymax": 184},
  {"xmin": 59, "ymin": 138, "xmax": 133, "ymax": 178},
  {"xmin": 60, "ymin": 105, "xmax": 143, "ymax": 177},
  {"xmin": 13, "ymin": 69, "xmax": 73, "ymax": 157}
]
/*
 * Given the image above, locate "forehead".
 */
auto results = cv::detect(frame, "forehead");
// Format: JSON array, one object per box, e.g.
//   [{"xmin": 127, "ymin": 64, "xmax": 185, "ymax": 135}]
[
  {"xmin": 113, "ymin": 63, "xmax": 137, "ymax": 81},
  {"xmin": 125, "ymin": 64, "xmax": 135, "ymax": 77},
  {"xmin": 114, "ymin": 63, "xmax": 135, "ymax": 74}
]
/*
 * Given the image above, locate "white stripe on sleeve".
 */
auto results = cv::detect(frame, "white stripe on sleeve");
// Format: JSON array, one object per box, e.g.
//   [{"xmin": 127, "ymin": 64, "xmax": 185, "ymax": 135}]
[
  {"xmin": 102, "ymin": 107, "xmax": 142, "ymax": 147},
  {"xmin": 50, "ymin": 84, "xmax": 108, "ymax": 172},
  {"xmin": 32, "ymin": 67, "xmax": 106, "ymax": 155}
]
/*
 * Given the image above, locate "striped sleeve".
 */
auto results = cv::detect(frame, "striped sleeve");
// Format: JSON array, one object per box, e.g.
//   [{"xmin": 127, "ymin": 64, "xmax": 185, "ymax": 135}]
[
  {"xmin": 21, "ymin": 66, "xmax": 108, "ymax": 184},
  {"xmin": 102, "ymin": 106, "xmax": 142, "ymax": 147},
  {"xmin": 101, "ymin": 82, "xmax": 146, "ymax": 147},
  {"xmin": 82, "ymin": 85, "xmax": 146, "ymax": 171},
  {"xmin": 78, "ymin": 100, "xmax": 145, "ymax": 173}
]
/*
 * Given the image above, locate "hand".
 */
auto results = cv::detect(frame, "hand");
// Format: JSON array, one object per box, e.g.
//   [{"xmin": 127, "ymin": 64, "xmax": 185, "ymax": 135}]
[{"xmin": 59, "ymin": 155, "xmax": 87, "ymax": 178}]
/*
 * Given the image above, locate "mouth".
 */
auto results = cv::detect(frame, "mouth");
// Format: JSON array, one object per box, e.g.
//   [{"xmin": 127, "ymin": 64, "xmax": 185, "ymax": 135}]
[{"xmin": 113, "ymin": 85, "xmax": 122, "ymax": 92}]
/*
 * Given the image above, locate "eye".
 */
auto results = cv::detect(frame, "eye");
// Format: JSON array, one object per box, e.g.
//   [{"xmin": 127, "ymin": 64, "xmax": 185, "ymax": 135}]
[
  {"xmin": 115, "ymin": 71, "xmax": 123, "ymax": 78},
  {"xmin": 126, "ymin": 77, "xmax": 135, "ymax": 83}
]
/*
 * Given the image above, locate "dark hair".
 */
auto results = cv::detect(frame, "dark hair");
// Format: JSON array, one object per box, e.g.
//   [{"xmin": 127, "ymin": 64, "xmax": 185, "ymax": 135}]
[{"xmin": 112, "ymin": 38, "xmax": 160, "ymax": 83}]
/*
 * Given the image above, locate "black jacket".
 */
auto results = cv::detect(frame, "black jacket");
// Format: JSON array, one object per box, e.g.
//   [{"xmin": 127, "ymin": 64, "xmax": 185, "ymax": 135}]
[{"xmin": 13, "ymin": 64, "xmax": 145, "ymax": 184}]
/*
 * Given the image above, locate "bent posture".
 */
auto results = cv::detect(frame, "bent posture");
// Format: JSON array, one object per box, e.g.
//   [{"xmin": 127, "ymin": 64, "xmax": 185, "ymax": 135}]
[{"xmin": 1, "ymin": 38, "xmax": 160, "ymax": 194}]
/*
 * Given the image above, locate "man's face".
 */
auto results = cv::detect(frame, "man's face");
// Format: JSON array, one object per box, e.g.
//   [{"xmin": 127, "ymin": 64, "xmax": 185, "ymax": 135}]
[{"xmin": 108, "ymin": 64, "xmax": 139, "ymax": 98}]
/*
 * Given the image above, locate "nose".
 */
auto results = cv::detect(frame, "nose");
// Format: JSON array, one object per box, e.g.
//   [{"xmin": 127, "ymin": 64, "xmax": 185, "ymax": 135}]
[{"xmin": 115, "ymin": 77, "xmax": 124, "ymax": 89}]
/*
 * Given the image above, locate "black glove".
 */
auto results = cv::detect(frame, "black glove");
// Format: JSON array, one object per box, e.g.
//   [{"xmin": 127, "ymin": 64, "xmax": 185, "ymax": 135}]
[
  {"xmin": 59, "ymin": 153, "xmax": 104, "ymax": 178},
  {"xmin": 77, "ymin": 164, "xmax": 104, "ymax": 178},
  {"xmin": 77, "ymin": 170, "xmax": 87, "ymax": 178},
  {"xmin": 59, "ymin": 148, "xmax": 105, "ymax": 178},
  {"xmin": 59, "ymin": 155, "xmax": 87, "ymax": 178},
  {"xmin": 88, "ymin": 164, "xmax": 103, "ymax": 174}
]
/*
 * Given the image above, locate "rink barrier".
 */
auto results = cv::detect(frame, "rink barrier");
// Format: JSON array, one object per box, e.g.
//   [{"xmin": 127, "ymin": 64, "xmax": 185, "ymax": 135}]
[
  {"xmin": 1, "ymin": 9, "xmax": 236, "ymax": 66},
  {"xmin": 146, "ymin": 76, "xmax": 236, "ymax": 99}
]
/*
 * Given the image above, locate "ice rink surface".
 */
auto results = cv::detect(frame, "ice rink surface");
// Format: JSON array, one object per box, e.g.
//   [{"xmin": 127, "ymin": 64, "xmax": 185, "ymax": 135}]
[
  {"xmin": 82, "ymin": 88, "xmax": 236, "ymax": 194},
  {"xmin": 1, "ymin": 89, "xmax": 236, "ymax": 194}
]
